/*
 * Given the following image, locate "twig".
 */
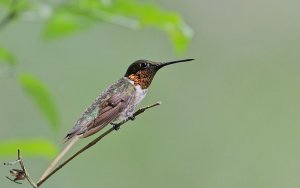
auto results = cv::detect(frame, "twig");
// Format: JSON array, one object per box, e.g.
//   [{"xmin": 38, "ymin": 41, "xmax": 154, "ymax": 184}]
[
  {"xmin": 5, "ymin": 150, "xmax": 38, "ymax": 187},
  {"xmin": 17, "ymin": 149, "xmax": 38, "ymax": 188},
  {"xmin": 36, "ymin": 101, "xmax": 161, "ymax": 187},
  {"xmin": 6, "ymin": 176, "xmax": 23, "ymax": 184},
  {"xmin": 4, "ymin": 159, "xmax": 20, "ymax": 166}
]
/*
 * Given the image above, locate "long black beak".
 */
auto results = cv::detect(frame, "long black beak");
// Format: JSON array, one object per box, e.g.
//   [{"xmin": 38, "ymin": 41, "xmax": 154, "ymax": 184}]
[{"xmin": 157, "ymin": 58, "xmax": 194, "ymax": 69}]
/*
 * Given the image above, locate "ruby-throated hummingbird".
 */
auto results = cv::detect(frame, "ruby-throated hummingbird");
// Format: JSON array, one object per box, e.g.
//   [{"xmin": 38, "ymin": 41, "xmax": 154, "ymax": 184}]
[{"xmin": 39, "ymin": 58, "xmax": 194, "ymax": 180}]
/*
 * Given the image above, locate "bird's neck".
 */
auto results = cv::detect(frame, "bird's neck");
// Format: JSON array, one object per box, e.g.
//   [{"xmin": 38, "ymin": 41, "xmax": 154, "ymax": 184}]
[{"xmin": 126, "ymin": 73, "xmax": 154, "ymax": 89}]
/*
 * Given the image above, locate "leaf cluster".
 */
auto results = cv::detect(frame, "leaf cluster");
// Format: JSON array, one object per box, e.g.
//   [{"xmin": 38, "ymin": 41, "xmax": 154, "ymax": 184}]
[{"xmin": 0, "ymin": 0, "xmax": 192, "ymax": 159}]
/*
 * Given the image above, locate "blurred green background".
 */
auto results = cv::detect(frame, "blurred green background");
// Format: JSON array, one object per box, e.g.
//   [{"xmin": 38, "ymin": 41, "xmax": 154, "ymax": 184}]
[{"xmin": 1, "ymin": 0, "xmax": 300, "ymax": 188}]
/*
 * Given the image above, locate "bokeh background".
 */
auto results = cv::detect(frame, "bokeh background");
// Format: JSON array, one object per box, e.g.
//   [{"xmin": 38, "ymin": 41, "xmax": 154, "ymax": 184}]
[{"xmin": 1, "ymin": 0, "xmax": 300, "ymax": 188}]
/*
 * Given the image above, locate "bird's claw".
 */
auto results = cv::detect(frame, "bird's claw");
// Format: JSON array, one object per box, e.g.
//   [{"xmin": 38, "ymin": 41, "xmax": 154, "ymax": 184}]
[
  {"xmin": 111, "ymin": 116, "xmax": 135, "ymax": 130},
  {"xmin": 129, "ymin": 116, "xmax": 135, "ymax": 121},
  {"xmin": 111, "ymin": 123, "xmax": 121, "ymax": 131}
]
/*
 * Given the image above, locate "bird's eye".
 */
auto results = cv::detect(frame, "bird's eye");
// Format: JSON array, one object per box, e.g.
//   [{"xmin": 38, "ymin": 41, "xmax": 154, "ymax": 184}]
[{"xmin": 140, "ymin": 62, "xmax": 148, "ymax": 68}]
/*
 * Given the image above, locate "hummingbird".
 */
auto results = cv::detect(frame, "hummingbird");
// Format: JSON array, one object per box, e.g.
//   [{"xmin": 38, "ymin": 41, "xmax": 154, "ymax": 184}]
[{"xmin": 39, "ymin": 58, "xmax": 194, "ymax": 180}]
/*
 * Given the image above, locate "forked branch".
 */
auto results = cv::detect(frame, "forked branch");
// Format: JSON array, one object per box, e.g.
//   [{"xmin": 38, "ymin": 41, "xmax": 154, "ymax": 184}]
[{"xmin": 4, "ymin": 149, "xmax": 37, "ymax": 187}]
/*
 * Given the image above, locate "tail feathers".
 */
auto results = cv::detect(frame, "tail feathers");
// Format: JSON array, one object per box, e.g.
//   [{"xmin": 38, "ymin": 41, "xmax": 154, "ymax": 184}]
[
  {"xmin": 64, "ymin": 133, "xmax": 75, "ymax": 142},
  {"xmin": 64, "ymin": 127, "xmax": 82, "ymax": 142}
]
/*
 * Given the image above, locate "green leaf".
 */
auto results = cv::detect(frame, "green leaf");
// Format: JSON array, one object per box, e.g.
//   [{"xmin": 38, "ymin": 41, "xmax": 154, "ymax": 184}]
[
  {"xmin": 81, "ymin": 0, "xmax": 193, "ymax": 52},
  {"xmin": 43, "ymin": 9, "xmax": 93, "ymax": 38},
  {"xmin": 110, "ymin": 0, "xmax": 193, "ymax": 52},
  {"xmin": 0, "ymin": 46, "xmax": 16, "ymax": 66},
  {"xmin": 44, "ymin": 0, "xmax": 192, "ymax": 52},
  {"xmin": 0, "ymin": 0, "xmax": 31, "ymax": 12},
  {"xmin": 18, "ymin": 73, "xmax": 60, "ymax": 132},
  {"xmin": 0, "ymin": 139, "xmax": 58, "ymax": 159}
]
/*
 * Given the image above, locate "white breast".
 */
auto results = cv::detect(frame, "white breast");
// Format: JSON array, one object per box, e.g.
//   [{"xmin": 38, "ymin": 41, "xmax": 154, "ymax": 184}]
[
  {"xmin": 120, "ymin": 78, "xmax": 148, "ymax": 119},
  {"xmin": 134, "ymin": 84, "xmax": 148, "ymax": 105},
  {"xmin": 126, "ymin": 78, "xmax": 148, "ymax": 105}
]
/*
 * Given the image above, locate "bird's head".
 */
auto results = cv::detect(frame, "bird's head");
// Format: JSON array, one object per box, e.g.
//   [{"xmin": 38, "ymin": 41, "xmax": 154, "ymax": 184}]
[{"xmin": 124, "ymin": 59, "xmax": 194, "ymax": 89}]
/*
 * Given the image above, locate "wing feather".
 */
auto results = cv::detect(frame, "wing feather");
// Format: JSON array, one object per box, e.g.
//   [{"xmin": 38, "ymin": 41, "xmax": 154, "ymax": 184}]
[
  {"xmin": 80, "ymin": 93, "xmax": 127, "ymax": 138},
  {"xmin": 65, "ymin": 78, "xmax": 135, "ymax": 141}
]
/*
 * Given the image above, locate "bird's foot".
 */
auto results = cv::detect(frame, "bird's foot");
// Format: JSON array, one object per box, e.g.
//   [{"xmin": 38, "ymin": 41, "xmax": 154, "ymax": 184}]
[
  {"xmin": 111, "ymin": 116, "xmax": 135, "ymax": 130},
  {"xmin": 111, "ymin": 122, "xmax": 121, "ymax": 131},
  {"xmin": 128, "ymin": 116, "xmax": 135, "ymax": 121}
]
